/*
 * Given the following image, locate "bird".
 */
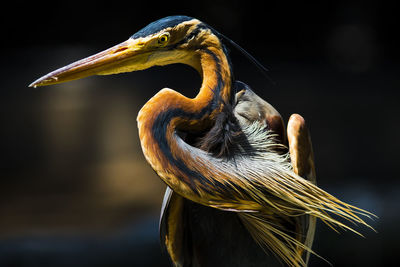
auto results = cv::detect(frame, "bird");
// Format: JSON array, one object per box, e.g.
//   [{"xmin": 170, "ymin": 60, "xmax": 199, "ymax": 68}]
[{"xmin": 30, "ymin": 15, "xmax": 374, "ymax": 267}]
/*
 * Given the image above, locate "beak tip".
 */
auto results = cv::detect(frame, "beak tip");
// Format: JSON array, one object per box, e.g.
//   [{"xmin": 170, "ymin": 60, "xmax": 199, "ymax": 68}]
[
  {"xmin": 28, "ymin": 75, "xmax": 59, "ymax": 88},
  {"xmin": 28, "ymin": 79, "xmax": 44, "ymax": 88},
  {"xmin": 28, "ymin": 81, "xmax": 38, "ymax": 88}
]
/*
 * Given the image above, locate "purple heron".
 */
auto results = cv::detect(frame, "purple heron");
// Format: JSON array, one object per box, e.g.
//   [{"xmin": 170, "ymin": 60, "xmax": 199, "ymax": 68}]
[{"xmin": 30, "ymin": 16, "xmax": 374, "ymax": 267}]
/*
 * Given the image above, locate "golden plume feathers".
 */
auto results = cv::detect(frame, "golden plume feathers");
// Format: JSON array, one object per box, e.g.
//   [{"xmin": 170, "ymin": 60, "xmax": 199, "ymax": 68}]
[{"xmin": 185, "ymin": 122, "xmax": 375, "ymax": 267}]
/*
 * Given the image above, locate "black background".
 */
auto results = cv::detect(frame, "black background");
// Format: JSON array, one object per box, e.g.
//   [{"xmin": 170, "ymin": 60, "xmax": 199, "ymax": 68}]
[{"xmin": 1, "ymin": 1, "xmax": 399, "ymax": 266}]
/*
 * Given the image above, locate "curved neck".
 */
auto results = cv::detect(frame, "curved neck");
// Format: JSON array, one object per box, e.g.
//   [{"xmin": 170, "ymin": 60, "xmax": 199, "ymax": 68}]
[
  {"xmin": 168, "ymin": 45, "xmax": 233, "ymax": 125},
  {"xmin": 137, "ymin": 43, "xmax": 232, "ymax": 200}
]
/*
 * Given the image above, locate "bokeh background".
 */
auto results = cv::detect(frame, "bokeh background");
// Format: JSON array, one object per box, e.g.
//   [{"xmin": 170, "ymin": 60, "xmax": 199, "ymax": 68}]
[{"xmin": 1, "ymin": 1, "xmax": 399, "ymax": 266}]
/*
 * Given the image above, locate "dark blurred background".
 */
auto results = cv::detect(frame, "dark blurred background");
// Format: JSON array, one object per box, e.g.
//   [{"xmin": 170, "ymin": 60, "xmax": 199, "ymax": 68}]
[{"xmin": 1, "ymin": 1, "xmax": 399, "ymax": 266}]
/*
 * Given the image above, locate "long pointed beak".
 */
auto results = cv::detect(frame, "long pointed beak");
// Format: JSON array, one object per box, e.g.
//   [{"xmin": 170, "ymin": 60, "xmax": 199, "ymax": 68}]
[{"xmin": 29, "ymin": 39, "xmax": 150, "ymax": 88}]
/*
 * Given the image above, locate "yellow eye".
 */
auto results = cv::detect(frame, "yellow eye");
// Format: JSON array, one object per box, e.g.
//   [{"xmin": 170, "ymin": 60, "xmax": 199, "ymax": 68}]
[{"xmin": 158, "ymin": 33, "xmax": 170, "ymax": 46}]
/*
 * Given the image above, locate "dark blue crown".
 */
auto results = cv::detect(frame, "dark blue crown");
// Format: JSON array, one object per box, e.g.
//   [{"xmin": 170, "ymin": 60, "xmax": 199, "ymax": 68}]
[{"xmin": 131, "ymin": 16, "xmax": 194, "ymax": 39}]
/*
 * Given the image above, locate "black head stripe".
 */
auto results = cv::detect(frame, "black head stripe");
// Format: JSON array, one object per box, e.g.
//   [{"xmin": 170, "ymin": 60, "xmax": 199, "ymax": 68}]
[{"xmin": 170, "ymin": 23, "xmax": 209, "ymax": 49}]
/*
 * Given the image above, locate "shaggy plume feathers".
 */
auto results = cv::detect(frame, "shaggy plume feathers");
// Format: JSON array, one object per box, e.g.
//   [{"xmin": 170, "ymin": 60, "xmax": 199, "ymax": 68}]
[{"xmin": 185, "ymin": 122, "xmax": 375, "ymax": 267}]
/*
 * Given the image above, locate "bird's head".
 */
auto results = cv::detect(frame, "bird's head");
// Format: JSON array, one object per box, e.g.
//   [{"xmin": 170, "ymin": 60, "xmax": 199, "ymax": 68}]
[{"xmin": 29, "ymin": 16, "xmax": 222, "ymax": 87}]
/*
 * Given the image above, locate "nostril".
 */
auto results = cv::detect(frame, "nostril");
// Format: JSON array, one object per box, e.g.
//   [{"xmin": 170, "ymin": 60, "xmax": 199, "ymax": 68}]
[{"xmin": 113, "ymin": 47, "xmax": 128, "ymax": 53}]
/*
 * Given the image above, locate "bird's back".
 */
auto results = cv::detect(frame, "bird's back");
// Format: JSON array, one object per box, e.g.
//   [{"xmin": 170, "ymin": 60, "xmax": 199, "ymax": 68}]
[
  {"xmin": 160, "ymin": 188, "xmax": 282, "ymax": 267},
  {"xmin": 159, "ymin": 81, "xmax": 317, "ymax": 267}
]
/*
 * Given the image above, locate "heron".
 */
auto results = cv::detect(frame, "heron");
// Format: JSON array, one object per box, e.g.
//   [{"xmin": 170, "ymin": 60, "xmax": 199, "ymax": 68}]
[{"xmin": 30, "ymin": 16, "xmax": 374, "ymax": 267}]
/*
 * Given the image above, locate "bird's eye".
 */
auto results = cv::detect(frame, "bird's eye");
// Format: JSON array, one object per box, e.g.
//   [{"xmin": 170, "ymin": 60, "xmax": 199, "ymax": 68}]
[{"xmin": 158, "ymin": 33, "xmax": 170, "ymax": 46}]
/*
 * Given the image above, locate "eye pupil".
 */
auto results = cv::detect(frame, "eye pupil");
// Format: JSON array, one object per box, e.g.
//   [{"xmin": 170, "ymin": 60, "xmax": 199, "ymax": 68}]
[{"xmin": 159, "ymin": 34, "xmax": 169, "ymax": 45}]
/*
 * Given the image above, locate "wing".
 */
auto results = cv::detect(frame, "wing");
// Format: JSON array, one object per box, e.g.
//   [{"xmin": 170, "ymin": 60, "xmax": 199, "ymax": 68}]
[
  {"xmin": 287, "ymin": 113, "xmax": 317, "ymax": 265},
  {"xmin": 287, "ymin": 114, "xmax": 316, "ymax": 183},
  {"xmin": 159, "ymin": 187, "xmax": 187, "ymax": 267}
]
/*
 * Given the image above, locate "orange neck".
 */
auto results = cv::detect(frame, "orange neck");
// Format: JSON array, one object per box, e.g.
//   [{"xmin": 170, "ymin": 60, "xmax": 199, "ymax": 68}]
[{"xmin": 137, "ymin": 44, "xmax": 232, "ymax": 199}]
